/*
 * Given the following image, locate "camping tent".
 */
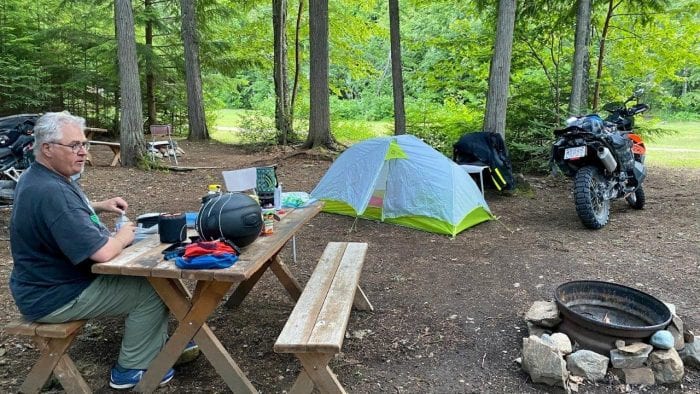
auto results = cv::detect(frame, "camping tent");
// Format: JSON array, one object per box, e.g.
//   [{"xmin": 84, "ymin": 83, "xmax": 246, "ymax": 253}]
[{"xmin": 310, "ymin": 134, "xmax": 493, "ymax": 235}]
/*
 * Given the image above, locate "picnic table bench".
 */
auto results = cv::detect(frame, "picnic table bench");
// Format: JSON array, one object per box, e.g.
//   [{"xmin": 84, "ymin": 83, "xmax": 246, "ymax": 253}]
[
  {"xmin": 4, "ymin": 319, "xmax": 90, "ymax": 393},
  {"xmin": 274, "ymin": 242, "xmax": 373, "ymax": 393},
  {"xmin": 86, "ymin": 141, "xmax": 121, "ymax": 167}
]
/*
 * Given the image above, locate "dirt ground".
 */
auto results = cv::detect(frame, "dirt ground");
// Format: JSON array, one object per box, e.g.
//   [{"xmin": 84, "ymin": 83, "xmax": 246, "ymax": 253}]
[{"xmin": 0, "ymin": 139, "xmax": 698, "ymax": 393}]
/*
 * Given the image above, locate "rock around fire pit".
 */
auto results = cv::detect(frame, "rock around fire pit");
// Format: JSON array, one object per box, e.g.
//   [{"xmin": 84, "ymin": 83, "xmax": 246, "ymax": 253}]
[{"xmin": 519, "ymin": 281, "xmax": 699, "ymax": 390}]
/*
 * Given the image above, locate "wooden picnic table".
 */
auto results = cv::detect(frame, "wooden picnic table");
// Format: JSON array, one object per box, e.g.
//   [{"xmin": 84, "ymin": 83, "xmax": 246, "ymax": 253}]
[
  {"xmin": 84, "ymin": 127, "xmax": 108, "ymax": 141},
  {"xmin": 92, "ymin": 201, "xmax": 323, "ymax": 393},
  {"xmin": 86, "ymin": 141, "xmax": 121, "ymax": 167},
  {"xmin": 84, "ymin": 127, "xmax": 121, "ymax": 167}
]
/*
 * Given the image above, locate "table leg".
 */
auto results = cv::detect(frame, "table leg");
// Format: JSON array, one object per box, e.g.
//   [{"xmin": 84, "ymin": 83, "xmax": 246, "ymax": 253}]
[
  {"xmin": 224, "ymin": 258, "xmax": 273, "ymax": 309},
  {"xmin": 109, "ymin": 146, "xmax": 121, "ymax": 167},
  {"xmin": 138, "ymin": 278, "xmax": 256, "ymax": 393},
  {"xmin": 269, "ymin": 254, "xmax": 303, "ymax": 302}
]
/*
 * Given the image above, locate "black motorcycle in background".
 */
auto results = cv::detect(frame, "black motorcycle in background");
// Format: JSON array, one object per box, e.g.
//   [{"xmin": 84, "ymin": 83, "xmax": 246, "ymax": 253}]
[
  {"xmin": 0, "ymin": 114, "xmax": 38, "ymax": 203},
  {"xmin": 551, "ymin": 90, "xmax": 649, "ymax": 229}
]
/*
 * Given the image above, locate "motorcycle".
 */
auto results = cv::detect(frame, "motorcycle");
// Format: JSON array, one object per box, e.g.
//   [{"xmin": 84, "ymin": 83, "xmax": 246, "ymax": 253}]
[
  {"xmin": 551, "ymin": 90, "xmax": 649, "ymax": 229},
  {"xmin": 0, "ymin": 114, "xmax": 38, "ymax": 203}
]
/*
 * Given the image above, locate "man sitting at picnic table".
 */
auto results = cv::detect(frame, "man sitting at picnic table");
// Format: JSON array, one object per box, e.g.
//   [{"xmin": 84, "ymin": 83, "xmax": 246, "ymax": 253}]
[{"xmin": 8, "ymin": 111, "xmax": 197, "ymax": 389}]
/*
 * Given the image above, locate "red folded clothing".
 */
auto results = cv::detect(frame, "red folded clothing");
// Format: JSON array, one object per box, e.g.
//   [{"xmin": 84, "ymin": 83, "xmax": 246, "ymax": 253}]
[{"xmin": 183, "ymin": 241, "xmax": 237, "ymax": 258}]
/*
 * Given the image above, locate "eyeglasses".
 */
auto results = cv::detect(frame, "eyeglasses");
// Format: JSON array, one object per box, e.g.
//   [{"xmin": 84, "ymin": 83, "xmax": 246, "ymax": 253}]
[{"xmin": 50, "ymin": 141, "xmax": 90, "ymax": 153}]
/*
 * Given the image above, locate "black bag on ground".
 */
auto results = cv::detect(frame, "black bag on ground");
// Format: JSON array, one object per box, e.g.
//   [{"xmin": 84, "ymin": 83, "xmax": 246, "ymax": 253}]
[{"xmin": 453, "ymin": 131, "xmax": 516, "ymax": 191}]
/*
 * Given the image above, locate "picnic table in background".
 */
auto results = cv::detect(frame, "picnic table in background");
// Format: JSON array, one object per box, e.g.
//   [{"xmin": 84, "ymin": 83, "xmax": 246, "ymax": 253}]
[
  {"xmin": 92, "ymin": 201, "xmax": 323, "ymax": 393},
  {"xmin": 84, "ymin": 127, "xmax": 108, "ymax": 141},
  {"xmin": 84, "ymin": 127, "xmax": 120, "ymax": 167}
]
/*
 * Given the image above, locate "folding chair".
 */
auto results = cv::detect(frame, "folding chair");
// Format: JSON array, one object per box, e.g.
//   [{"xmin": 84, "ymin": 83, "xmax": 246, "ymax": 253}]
[{"xmin": 149, "ymin": 124, "xmax": 178, "ymax": 165}]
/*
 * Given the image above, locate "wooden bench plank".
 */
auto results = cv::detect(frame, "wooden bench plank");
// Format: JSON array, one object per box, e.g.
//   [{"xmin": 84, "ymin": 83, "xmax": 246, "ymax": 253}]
[
  {"xmin": 274, "ymin": 242, "xmax": 368, "ymax": 354},
  {"xmin": 4, "ymin": 320, "xmax": 39, "ymax": 336},
  {"xmin": 307, "ymin": 243, "xmax": 367, "ymax": 353},
  {"xmin": 5, "ymin": 320, "xmax": 86, "ymax": 338},
  {"xmin": 274, "ymin": 242, "xmax": 347, "ymax": 353},
  {"xmin": 35, "ymin": 320, "xmax": 87, "ymax": 339}
]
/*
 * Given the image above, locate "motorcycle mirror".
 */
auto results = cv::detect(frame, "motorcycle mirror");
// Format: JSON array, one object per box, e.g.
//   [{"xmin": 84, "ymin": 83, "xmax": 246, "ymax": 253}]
[{"xmin": 633, "ymin": 88, "xmax": 644, "ymax": 98}]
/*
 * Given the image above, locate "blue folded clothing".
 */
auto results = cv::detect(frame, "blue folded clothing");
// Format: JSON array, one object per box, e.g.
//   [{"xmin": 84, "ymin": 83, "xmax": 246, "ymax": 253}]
[{"xmin": 175, "ymin": 253, "xmax": 238, "ymax": 269}]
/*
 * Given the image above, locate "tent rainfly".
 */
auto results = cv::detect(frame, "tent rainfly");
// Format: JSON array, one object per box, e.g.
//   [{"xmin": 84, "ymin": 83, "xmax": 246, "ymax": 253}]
[{"xmin": 310, "ymin": 134, "xmax": 494, "ymax": 235}]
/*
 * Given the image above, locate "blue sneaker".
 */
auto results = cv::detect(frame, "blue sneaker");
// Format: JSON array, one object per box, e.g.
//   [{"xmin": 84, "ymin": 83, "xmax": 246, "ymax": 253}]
[
  {"xmin": 109, "ymin": 365, "xmax": 175, "ymax": 389},
  {"xmin": 175, "ymin": 341, "xmax": 200, "ymax": 366}
]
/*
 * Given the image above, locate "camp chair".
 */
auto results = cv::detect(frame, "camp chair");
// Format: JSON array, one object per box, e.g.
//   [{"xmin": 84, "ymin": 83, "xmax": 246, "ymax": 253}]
[
  {"xmin": 459, "ymin": 164, "xmax": 488, "ymax": 197},
  {"xmin": 149, "ymin": 124, "xmax": 178, "ymax": 166}
]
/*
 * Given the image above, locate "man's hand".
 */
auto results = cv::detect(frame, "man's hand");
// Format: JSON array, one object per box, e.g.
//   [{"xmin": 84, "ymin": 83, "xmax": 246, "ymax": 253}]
[
  {"xmin": 114, "ymin": 221, "xmax": 136, "ymax": 247},
  {"xmin": 91, "ymin": 220, "xmax": 136, "ymax": 263},
  {"xmin": 93, "ymin": 197, "xmax": 129, "ymax": 215}
]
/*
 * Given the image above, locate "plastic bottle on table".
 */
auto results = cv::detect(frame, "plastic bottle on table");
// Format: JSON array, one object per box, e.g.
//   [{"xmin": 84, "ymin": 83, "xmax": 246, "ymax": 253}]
[
  {"xmin": 274, "ymin": 183, "xmax": 282, "ymax": 210},
  {"xmin": 115, "ymin": 214, "xmax": 129, "ymax": 232}
]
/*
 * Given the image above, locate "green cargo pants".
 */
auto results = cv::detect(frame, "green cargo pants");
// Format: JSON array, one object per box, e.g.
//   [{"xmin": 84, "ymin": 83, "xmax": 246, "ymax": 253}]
[{"xmin": 37, "ymin": 275, "xmax": 169, "ymax": 369}]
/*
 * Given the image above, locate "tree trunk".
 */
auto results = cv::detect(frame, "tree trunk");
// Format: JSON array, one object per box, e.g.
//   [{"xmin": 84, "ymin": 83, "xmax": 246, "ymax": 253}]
[
  {"xmin": 592, "ymin": 0, "xmax": 619, "ymax": 110},
  {"xmin": 115, "ymin": 0, "xmax": 145, "ymax": 167},
  {"xmin": 483, "ymin": 0, "xmax": 516, "ymax": 140},
  {"xmin": 303, "ymin": 0, "xmax": 332, "ymax": 149},
  {"xmin": 273, "ymin": 0, "xmax": 293, "ymax": 145},
  {"xmin": 291, "ymin": 0, "xmax": 304, "ymax": 119},
  {"xmin": 145, "ymin": 0, "xmax": 157, "ymax": 126},
  {"xmin": 569, "ymin": 0, "xmax": 591, "ymax": 116},
  {"xmin": 180, "ymin": 0, "xmax": 209, "ymax": 141},
  {"xmin": 389, "ymin": 0, "xmax": 406, "ymax": 135}
]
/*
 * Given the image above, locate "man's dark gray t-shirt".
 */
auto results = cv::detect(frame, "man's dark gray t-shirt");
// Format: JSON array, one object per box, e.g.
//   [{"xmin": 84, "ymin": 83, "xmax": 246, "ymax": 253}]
[{"xmin": 10, "ymin": 162, "xmax": 110, "ymax": 321}]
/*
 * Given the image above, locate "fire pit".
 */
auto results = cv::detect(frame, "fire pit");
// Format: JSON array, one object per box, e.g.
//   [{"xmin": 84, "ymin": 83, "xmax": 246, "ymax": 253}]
[{"xmin": 554, "ymin": 280, "xmax": 672, "ymax": 354}]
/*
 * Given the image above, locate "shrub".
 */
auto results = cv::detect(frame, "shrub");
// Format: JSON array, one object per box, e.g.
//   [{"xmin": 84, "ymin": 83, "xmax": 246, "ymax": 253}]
[{"xmin": 406, "ymin": 99, "xmax": 482, "ymax": 156}]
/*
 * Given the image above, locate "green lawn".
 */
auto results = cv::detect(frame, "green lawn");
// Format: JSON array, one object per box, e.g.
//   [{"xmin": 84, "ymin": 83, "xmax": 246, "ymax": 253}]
[
  {"xmin": 644, "ymin": 121, "xmax": 700, "ymax": 168},
  {"xmin": 211, "ymin": 109, "xmax": 391, "ymax": 145}
]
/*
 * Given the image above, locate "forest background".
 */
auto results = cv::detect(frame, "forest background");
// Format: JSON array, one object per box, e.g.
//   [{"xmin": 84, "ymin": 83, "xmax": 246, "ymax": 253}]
[{"xmin": 0, "ymin": 0, "xmax": 698, "ymax": 172}]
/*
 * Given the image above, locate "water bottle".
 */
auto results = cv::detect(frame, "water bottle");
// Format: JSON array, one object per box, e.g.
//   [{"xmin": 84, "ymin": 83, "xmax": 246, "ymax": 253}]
[
  {"xmin": 115, "ymin": 214, "xmax": 129, "ymax": 232},
  {"xmin": 274, "ymin": 183, "xmax": 282, "ymax": 210}
]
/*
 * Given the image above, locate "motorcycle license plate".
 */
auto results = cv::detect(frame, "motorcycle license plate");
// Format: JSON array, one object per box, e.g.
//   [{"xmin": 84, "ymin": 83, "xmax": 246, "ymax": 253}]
[{"xmin": 564, "ymin": 146, "xmax": 586, "ymax": 160}]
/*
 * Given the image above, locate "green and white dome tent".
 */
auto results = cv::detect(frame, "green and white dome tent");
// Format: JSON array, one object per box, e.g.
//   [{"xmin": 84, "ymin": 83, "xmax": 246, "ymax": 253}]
[{"xmin": 311, "ymin": 134, "xmax": 494, "ymax": 236}]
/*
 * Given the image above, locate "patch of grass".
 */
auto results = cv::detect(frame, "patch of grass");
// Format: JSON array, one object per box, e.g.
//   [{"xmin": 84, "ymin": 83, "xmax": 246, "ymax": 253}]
[
  {"xmin": 213, "ymin": 109, "xmax": 251, "ymax": 126},
  {"xmin": 644, "ymin": 121, "xmax": 700, "ymax": 168},
  {"xmin": 331, "ymin": 120, "xmax": 392, "ymax": 145},
  {"xmin": 212, "ymin": 109, "xmax": 392, "ymax": 146}
]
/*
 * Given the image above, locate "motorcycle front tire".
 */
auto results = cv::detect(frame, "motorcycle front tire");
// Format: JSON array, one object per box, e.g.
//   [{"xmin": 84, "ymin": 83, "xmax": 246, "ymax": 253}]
[
  {"xmin": 626, "ymin": 184, "xmax": 645, "ymax": 209},
  {"xmin": 574, "ymin": 166, "xmax": 610, "ymax": 229}
]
